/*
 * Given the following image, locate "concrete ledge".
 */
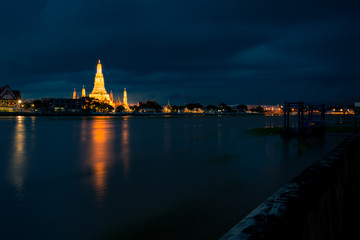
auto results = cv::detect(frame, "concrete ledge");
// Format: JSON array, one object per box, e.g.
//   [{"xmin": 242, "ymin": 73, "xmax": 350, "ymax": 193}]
[{"xmin": 220, "ymin": 133, "xmax": 360, "ymax": 240}]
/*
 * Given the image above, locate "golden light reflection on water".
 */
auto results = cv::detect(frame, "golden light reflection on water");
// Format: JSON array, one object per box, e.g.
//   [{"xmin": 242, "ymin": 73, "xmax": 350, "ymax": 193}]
[
  {"xmin": 31, "ymin": 116, "xmax": 36, "ymax": 131},
  {"xmin": 10, "ymin": 116, "xmax": 26, "ymax": 196},
  {"xmin": 88, "ymin": 118, "xmax": 114, "ymax": 205},
  {"xmin": 81, "ymin": 117, "xmax": 131, "ymax": 204},
  {"xmin": 121, "ymin": 117, "xmax": 130, "ymax": 178},
  {"xmin": 80, "ymin": 118, "xmax": 88, "ymax": 142}
]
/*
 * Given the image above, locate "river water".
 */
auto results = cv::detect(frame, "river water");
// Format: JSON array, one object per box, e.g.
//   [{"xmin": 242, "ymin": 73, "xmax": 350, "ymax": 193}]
[{"xmin": 0, "ymin": 115, "xmax": 348, "ymax": 240}]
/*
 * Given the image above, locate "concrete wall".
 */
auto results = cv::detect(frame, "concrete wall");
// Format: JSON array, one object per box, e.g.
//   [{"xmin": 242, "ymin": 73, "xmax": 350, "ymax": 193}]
[{"xmin": 220, "ymin": 133, "xmax": 360, "ymax": 240}]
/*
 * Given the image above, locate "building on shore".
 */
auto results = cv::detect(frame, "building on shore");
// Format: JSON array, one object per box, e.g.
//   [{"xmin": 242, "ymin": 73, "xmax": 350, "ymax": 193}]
[
  {"xmin": 89, "ymin": 60, "xmax": 112, "ymax": 103},
  {"xmin": 246, "ymin": 104, "xmax": 282, "ymax": 114},
  {"xmin": 71, "ymin": 59, "xmax": 132, "ymax": 112},
  {"xmin": 163, "ymin": 100, "xmax": 172, "ymax": 113},
  {"xmin": 122, "ymin": 88, "xmax": 129, "ymax": 110},
  {"xmin": 82, "ymin": 85, "xmax": 86, "ymax": 98},
  {"xmin": 0, "ymin": 85, "xmax": 22, "ymax": 111},
  {"xmin": 116, "ymin": 96, "xmax": 122, "ymax": 105},
  {"xmin": 42, "ymin": 98, "xmax": 86, "ymax": 113},
  {"xmin": 184, "ymin": 107, "xmax": 204, "ymax": 114}
]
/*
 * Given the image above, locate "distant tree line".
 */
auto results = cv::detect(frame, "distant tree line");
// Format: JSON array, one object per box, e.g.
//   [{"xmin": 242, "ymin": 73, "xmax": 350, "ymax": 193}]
[
  {"xmin": 249, "ymin": 106, "xmax": 264, "ymax": 113},
  {"xmin": 26, "ymin": 97, "xmax": 270, "ymax": 114},
  {"xmin": 22, "ymin": 97, "xmax": 358, "ymax": 115}
]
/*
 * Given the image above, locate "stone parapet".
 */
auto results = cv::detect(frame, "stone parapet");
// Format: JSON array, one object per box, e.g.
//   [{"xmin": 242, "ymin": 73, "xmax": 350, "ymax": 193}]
[{"xmin": 221, "ymin": 133, "xmax": 360, "ymax": 240}]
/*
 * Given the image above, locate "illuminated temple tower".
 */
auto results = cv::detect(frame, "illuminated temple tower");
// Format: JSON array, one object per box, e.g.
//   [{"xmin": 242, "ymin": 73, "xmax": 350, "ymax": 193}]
[
  {"xmin": 123, "ymin": 88, "xmax": 129, "ymax": 109},
  {"xmin": 116, "ymin": 96, "xmax": 122, "ymax": 105},
  {"xmin": 89, "ymin": 60, "xmax": 110, "ymax": 102},
  {"xmin": 82, "ymin": 85, "xmax": 86, "ymax": 97}
]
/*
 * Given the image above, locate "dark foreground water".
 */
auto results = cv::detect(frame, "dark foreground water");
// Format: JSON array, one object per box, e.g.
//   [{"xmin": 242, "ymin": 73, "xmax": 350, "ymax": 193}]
[{"xmin": 0, "ymin": 115, "xmax": 348, "ymax": 240}]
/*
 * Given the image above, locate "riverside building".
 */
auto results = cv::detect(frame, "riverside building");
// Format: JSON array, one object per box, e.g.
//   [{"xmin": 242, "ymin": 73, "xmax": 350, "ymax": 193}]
[
  {"xmin": 73, "ymin": 60, "xmax": 131, "ymax": 111},
  {"xmin": 0, "ymin": 85, "xmax": 21, "ymax": 111},
  {"xmin": 89, "ymin": 60, "xmax": 111, "ymax": 103}
]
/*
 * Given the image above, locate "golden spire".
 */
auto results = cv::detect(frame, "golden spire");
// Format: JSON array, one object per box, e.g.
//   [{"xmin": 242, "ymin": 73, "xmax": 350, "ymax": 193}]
[
  {"xmin": 123, "ymin": 88, "xmax": 129, "ymax": 109},
  {"xmin": 82, "ymin": 85, "xmax": 86, "ymax": 98},
  {"xmin": 89, "ymin": 59, "xmax": 110, "ymax": 102},
  {"xmin": 97, "ymin": 59, "xmax": 102, "ymax": 74},
  {"xmin": 73, "ymin": 88, "xmax": 77, "ymax": 99},
  {"xmin": 110, "ymin": 90, "xmax": 114, "ymax": 102}
]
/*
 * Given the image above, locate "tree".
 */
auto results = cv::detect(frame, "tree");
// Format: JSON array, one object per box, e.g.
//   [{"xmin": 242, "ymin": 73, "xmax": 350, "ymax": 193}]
[
  {"xmin": 171, "ymin": 105, "xmax": 180, "ymax": 112},
  {"xmin": 90, "ymin": 100, "xmax": 114, "ymax": 112},
  {"xmin": 206, "ymin": 105, "xmax": 218, "ymax": 110},
  {"xmin": 139, "ymin": 100, "xmax": 162, "ymax": 111},
  {"xmin": 130, "ymin": 105, "xmax": 140, "ymax": 112},
  {"xmin": 217, "ymin": 103, "xmax": 233, "ymax": 112},
  {"xmin": 237, "ymin": 104, "xmax": 248, "ymax": 112},
  {"xmin": 108, "ymin": 105, "xmax": 114, "ymax": 112},
  {"xmin": 91, "ymin": 101, "xmax": 101, "ymax": 111},
  {"xmin": 147, "ymin": 100, "xmax": 162, "ymax": 111},
  {"xmin": 116, "ymin": 105, "xmax": 125, "ymax": 112},
  {"xmin": 218, "ymin": 102, "xmax": 227, "ymax": 109},
  {"xmin": 251, "ymin": 106, "xmax": 264, "ymax": 113},
  {"xmin": 225, "ymin": 106, "xmax": 233, "ymax": 112},
  {"xmin": 99, "ymin": 103, "xmax": 113, "ymax": 112},
  {"xmin": 186, "ymin": 103, "xmax": 203, "ymax": 110},
  {"xmin": 82, "ymin": 97, "xmax": 96, "ymax": 112}
]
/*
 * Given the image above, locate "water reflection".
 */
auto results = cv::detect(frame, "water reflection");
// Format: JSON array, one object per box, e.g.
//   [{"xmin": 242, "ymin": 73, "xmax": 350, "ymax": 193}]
[
  {"xmin": 217, "ymin": 123, "xmax": 223, "ymax": 149},
  {"xmin": 10, "ymin": 116, "xmax": 26, "ymax": 197},
  {"xmin": 164, "ymin": 121, "xmax": 171, "ymax": 153},
  {"xmin": 121, "ymin": 118, "xmax": 130, "ymax": 179},
  {"xmin": 0, "ymin": 116, "xmax": 347, "ymax": 240},
  {"xmin": 88, "ymin": 118, "xmax": 114, "ymax": 205},
  {"xmin": 80, "ymin": 118, "xmax": 88, "ymax": 142},
  {"xmin": 31, "ymin": 116, "xmax": 36, "ymax": 130},
  {"xmin": 265, "ymin": 143, "xmax": 275, "ymax": 159}
]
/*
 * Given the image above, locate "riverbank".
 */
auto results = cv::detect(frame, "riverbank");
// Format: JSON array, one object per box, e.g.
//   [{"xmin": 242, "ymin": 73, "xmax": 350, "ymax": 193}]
[
  {"xmin": 221, "ymin": 133, "xmax": 360, "ymax": 240},
  {"xmin": 0, "ymin": 111, "xmax": 265, "ymax": 117}
]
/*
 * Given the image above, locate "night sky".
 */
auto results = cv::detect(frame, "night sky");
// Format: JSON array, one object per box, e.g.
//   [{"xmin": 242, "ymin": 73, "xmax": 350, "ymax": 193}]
[{"xmin": 1, "ymin": 0, "xmax": 359, "ymax": 105}]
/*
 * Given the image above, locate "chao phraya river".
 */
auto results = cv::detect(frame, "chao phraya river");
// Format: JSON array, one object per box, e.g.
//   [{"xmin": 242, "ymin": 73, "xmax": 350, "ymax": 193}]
[{"xmin": 0, "ymin": 115, "xmax": 348, "ymax": 240}]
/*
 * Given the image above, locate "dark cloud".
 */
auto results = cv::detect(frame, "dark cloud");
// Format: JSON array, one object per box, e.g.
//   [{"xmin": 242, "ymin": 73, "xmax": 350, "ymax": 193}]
[{"xmin": 1, "ymin": 0, "xmax": 359, "ymax": 105}]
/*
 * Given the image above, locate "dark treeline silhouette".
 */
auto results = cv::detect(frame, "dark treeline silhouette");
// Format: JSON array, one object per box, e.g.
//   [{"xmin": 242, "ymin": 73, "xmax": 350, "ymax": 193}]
[{"xmin": 25, "ymin": 98, "xmax": 268, "ymax": 114}]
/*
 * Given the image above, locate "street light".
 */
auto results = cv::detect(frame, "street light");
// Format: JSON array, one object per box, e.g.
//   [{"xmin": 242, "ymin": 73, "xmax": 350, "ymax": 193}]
[{"xmin": 18, "ymin": 100, "xmax": 22, "ymax": 112}]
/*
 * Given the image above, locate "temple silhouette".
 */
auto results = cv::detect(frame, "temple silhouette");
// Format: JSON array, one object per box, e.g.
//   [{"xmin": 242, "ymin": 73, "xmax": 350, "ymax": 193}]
[{"xmin": 73, "ymin": 59, "xmax": 129, "ymax": 110}]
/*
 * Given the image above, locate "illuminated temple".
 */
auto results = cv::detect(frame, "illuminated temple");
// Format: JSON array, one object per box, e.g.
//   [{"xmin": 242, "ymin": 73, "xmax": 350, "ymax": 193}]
[
  {"xmin": 123, "ymin": 88, "xmax": 129, "ymax": 109},
  {"xmin": 72, "ymin": 59, "xmax": 130, "ymax": 110},
  {"xmin": 89, "ymin": 60, "xmax": 110, "ymax": 102}
]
